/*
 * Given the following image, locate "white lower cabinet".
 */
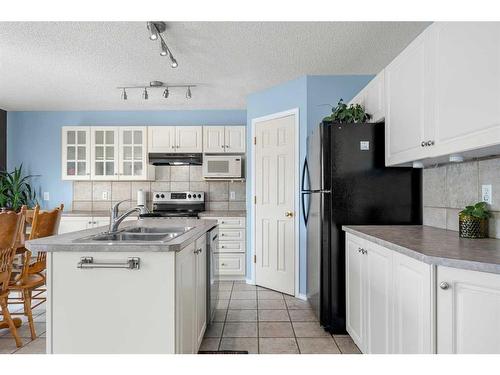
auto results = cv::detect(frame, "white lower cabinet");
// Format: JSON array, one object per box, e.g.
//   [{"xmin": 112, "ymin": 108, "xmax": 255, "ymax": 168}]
[
  {"xmin": 346, "ymin": 233, "xmax": 433, "ymax": 354},
  {"xmin": 203, "ymin": 216, "xmax": 246, "ymax": 280},
  {"xmin": 59, "ymin": 216, "xmax": 137, "ymax": 234},
  {"xmin": 437, "ymin": 266, "xmax": 500, "ymax": 354},
  {"xmin": 175, "ymin": 235, "xmax": 207, "ymax": 354}
]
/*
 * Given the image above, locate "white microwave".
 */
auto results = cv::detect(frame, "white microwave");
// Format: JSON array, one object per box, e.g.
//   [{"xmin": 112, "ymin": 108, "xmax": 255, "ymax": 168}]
[{"xmin": 203, "ymin": 155, "xmax": 242, "ymax": 179}]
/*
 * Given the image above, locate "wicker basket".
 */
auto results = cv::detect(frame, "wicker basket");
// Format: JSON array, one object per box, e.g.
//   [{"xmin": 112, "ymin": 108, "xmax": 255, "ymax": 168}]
[{"xmin": 459, "ymin": 214, "xmax": 489, "ymax": 238}]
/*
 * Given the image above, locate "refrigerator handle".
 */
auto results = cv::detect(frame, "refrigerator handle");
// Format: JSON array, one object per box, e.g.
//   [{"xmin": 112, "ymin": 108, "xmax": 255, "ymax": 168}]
[
  {"xmin": 301, "ymin": 192, "xmax": 311, "ymax": 226},
  {"xmin": 301, "ymin": 158, "xmax": 310, "ymax": 192}
]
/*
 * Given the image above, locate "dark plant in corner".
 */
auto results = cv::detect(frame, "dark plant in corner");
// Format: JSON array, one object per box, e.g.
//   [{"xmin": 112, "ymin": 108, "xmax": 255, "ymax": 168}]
[
  {"xmin": 459, "ymin": 201, "xmax": 491, "ymax": 239},
  {"xmin": 323, "ymin": 99, "xmax": 372, "ymax": 123},
  {"xmin": 0, "ymin": 164, "xmax": 38, "ymax": 212}
]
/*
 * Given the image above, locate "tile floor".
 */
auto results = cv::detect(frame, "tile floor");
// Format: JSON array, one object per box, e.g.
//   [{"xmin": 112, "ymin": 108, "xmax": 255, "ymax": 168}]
[
  {"xmin": 0, "ymin": 282, "xmax": 361, "ymax": 355},
  {"xmin": 199, "ymin": 281, "xmax": 361, "ymax": 354}
]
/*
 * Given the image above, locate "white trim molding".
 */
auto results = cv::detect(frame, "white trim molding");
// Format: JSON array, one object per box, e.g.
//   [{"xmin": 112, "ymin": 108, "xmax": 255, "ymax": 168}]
[{"xmin": 250, "ymin": 108, "xmax": 300, "ymax": 298}]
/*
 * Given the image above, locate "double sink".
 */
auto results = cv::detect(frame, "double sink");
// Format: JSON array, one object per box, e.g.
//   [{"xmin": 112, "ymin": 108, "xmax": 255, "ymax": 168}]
[{"xmin": 75, "ymin": 226, "xmax": 194, "ymax": 243}]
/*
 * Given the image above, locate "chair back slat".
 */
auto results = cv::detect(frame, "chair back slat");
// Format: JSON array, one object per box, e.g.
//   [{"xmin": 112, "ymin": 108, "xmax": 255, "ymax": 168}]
[{"xmin": 0, "ymin": 208, "xmax": 26, "ymax": 294}]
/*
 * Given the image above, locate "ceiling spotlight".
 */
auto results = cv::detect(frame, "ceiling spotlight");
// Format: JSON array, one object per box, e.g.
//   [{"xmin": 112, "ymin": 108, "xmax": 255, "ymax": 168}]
[
  {"xmin": 147, "ymin": 22, "xmax": 159, "ymax": 41},
  {"xmin": 186, "ymin": 86, "xmax": 192, "ymax": 99},
  {"xmin": 162, "ymin": 88, "xmax": 169, "ymax": 99},
  {"xmin": 142, "ymin": 88, "xmax": 149, "ymax": 100},
  {"xmin": 121, "ymin": 88, "xmax": 127, "ymax": 101},
  {"xmin": 160, "ymin": 40, "xmax": 168, "ymax": 56},
  {"xmin": 169, "ymin": 54, "xmax": 178, "ymax": 68}
]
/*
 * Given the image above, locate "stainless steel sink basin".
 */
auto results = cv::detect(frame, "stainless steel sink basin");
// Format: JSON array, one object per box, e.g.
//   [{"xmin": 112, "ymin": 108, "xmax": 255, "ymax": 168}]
[
  {"xmin": 74, "ymin": 226, "xmax": 194, "ymax": 243},
  {"xmin": 123, "ymin": 226, "xmax": 193, "ymax": 234}
]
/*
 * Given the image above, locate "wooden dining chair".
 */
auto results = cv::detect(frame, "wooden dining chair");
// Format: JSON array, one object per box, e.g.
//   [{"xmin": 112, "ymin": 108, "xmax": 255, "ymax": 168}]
[
  {"xmin": 0, "ymin": 208, "xmax": 26, "ymax": 348},
  {"xmin": 9, "ymin": 204, "xmax": 64, "ymax": 340}
]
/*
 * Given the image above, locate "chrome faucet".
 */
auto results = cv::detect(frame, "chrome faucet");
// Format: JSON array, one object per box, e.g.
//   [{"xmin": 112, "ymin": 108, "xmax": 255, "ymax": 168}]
[{"xmin": 109, "ymin": 200, "xmax": 150, "ymax": 233}]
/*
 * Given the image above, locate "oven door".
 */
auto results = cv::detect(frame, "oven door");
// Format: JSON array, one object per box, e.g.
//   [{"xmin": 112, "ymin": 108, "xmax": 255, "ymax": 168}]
[{"xmin": 203, "ymin": 156, "xmax": 242, "ymax": 178}]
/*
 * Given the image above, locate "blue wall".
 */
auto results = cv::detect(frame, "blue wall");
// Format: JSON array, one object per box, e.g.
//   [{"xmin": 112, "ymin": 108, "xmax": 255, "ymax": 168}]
[
  {"xmin": 246, "ymin": 75, "xmax": 373, "ymax": 295},
  {"xmin": 7, "ymin": 110, "xmax": 247, "ymax": 209}
]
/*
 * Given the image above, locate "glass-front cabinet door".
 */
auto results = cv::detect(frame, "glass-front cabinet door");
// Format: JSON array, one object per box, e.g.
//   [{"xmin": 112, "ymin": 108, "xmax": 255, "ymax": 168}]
[
  {"xmin": 91, "ymin": 128, "xmax": 119, "ymax": 180},
  {"xmin": 119, "ymin": 127, "xmax": 148, "ymax": 180},
  {"xmin": 62, "ymin": 127, "xmax": 91, "ymax": 180}
]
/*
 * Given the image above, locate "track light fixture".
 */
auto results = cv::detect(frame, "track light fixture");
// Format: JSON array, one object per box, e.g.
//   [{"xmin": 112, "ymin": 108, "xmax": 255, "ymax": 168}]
[
  {"xmin": 118, "ymin": 81, "xmax": 195, "ymax": 101},
  {"xmin": 146, "ymin": 21, "xmax": 178, "ymax": 68}
]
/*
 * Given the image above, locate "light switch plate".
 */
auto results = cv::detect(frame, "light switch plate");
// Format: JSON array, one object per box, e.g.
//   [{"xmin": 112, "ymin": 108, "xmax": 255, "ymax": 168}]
[
  {"xmin": 360, "ymin": 141, "xmax": 370, "ymax": 151},
  {"xmin": 102, "ymin": 191, "xmax": 109, "ymax": 200},
  {"xmin": 482, "ymin": 184, "xmax": 492, "ymax": 205},
  {"xmin": 230, "ymin": 191, "xmax": 236, "ymax": 200},
  {"xmin": 43, "ymin": 192, "xmax": 50, "ymax": 201}
]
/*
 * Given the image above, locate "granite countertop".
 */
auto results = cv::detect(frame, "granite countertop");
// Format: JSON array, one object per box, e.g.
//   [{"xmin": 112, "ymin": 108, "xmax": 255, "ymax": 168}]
[
  {"xmin": 63, "ymin": 210, "xmax": 246, "ymax": 218},
  {"xmin": 26, "ymin": 218, "xmax": 217, "ymax": 253},
  {"xmin": 343, "ymin": 225, "xmax": 500, "ymax": 274}
]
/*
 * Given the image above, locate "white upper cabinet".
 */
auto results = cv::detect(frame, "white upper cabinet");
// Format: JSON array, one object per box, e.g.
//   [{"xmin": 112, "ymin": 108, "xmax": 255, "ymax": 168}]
[
  {"xmin": 385, "ymin": 22, "xmax": 500, "ymax": 166},
  {"xmin": 147, "ymin": 126, "xmax": 203, "ymax": 153},
  {"xmin": 349, "ymin": 71, "xmax": 385, "ymax": 123},
  {"xmin": 203, "ymin": 126, "xmax": 246, "ymax": 153},
  {"xmin": 119, "ymin": 127, "xmax": 151, "ymax": 180},
  {"xmin": 203, "ymin": 126, "xmax": 225, "ymax": 153},
  {"xmin": 62, "ymin": 127, "xmax": 91, "ymax": 180},
  {"xmin": 432, "ymin": 22, "xmax": 500, "ymax": 155},
  {"xmin": 91, "ymin": 128, "xmax": 119, "ymax": 180},
  {"xmin": 148, "ymin": 126, "xmax": 175, "ymax": 153},
  {"xmin": 385, "ymin": 27, "xmax": 435, "ymax": 166},
  {"xmin": 176, "ymin": 126, "xmax": 203, "ymax": 153}
]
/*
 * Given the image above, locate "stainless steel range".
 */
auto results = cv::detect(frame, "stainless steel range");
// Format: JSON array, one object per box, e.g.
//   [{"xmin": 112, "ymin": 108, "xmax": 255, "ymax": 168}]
[{"xmin": 150, "ymin": 191, "xmax": 205, "ymax": 218}]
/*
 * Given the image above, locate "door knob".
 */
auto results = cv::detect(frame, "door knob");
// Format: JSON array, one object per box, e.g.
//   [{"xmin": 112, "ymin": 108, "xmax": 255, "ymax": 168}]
[
  {"xmin": 285, "ymin": 211, "xmax": 294, "ymax": 218},
  {"xmin": 440, "ymin": 282, "xmax": 450, "ymax": 290}
]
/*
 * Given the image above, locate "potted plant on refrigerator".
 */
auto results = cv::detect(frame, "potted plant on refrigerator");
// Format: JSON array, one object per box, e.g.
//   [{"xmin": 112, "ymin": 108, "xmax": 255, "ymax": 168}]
[{"xmin": 322, "ymin": 99, "xmax": 372, "ymax": 123}]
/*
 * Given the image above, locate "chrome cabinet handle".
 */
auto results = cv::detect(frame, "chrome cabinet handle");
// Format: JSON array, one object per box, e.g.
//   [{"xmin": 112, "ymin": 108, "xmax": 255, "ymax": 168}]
[
  {"xmin": 440, "ymin": 281, "xmax": 450, "ymax": 290},
  {"xmin": 77, "ymin": 256, "xmax": 140, "ymax": 270},
  {"xmin": 194, "ymin": 248, "xmax": 202, "ymax": 254},
  {"xmin": 358, "ymin": 247, "xmax": 367, "ymax": 255}
]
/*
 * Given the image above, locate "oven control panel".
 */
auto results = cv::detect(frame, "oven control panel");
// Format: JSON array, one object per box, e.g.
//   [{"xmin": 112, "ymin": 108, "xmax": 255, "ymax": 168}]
[{"xmin": 152, "ymin": 191, "xmax": 205, "ymax": 202}]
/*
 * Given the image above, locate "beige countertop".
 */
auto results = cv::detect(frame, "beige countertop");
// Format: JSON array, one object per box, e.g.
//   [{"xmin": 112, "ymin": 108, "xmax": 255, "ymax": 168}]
[{"xmin": 343, "ymin": 225, "xmax": 500, "ymax": 274}]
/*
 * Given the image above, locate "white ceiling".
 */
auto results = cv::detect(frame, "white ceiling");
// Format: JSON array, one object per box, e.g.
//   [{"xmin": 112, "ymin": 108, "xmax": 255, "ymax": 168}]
[{"xmin": 0, "ymin": 22, "xmax": 430, "ymax": 111}]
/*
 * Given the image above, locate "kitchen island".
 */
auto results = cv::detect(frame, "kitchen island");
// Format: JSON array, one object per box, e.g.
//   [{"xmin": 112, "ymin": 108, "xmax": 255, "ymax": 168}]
[{"xmin": 26, "ymin": 217, "xmax": 217, "ymax": 354}]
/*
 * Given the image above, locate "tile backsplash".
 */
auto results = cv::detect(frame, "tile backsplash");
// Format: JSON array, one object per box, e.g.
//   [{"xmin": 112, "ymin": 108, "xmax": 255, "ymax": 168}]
[
  {"xmin": 423, "ymin": 157, "xmax": 500, "ymax": 238},
  {"xmin": 72, "ymin": 165, "xmax": 246, "ymax": 212}
]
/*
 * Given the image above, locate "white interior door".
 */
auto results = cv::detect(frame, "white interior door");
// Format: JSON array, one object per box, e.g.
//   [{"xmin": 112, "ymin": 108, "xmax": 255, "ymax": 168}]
[{"xmin": 254, "ymin": 114, "xmax": 296, "ymax": 295}]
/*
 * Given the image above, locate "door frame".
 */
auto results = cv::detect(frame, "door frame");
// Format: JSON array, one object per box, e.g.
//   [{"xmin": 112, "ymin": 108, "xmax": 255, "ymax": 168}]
[{"xmin": 250, "ymin": 108, "xmax": 300, "ymax": 297}]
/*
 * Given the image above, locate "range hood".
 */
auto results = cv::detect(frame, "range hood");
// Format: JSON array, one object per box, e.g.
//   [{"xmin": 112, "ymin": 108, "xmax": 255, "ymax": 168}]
[{"xmin": 148, "ymin": 153, "xmax": 203, "ymax": 166}]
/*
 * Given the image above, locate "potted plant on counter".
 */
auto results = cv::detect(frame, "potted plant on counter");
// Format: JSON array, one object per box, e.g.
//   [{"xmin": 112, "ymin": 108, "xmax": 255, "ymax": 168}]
[
  {"xmin": 322, "ymin": 99, "xmax": 372, "ymax": 123},
  {"xmin": 459, "ymin": 201, "xmax": 491, "ymax": 238},
  {"xmin": 0, "ymin": 164, "xmax": 38, "ymax": 212}
]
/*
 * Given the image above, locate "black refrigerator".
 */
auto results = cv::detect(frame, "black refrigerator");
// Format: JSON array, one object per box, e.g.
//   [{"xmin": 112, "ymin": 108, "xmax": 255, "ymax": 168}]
[{"xmin": 302, "ymin": 121, "xmax": 421, "ymax": 334}]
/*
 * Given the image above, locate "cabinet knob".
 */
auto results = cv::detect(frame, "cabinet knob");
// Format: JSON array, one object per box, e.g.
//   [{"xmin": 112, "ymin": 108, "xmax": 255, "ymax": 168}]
[
  {"xmin": 226, "ymin": 145, "xmax": 229, "ymax": 148},
  {"xmin": 428, "ymin": 140, "xmax": 435, "ymax": 146},
  {"xmin": 440, "ymin": 281, "xmax": 450, "ymax": 290},
  {"xmin": 421, "ymin": 141, "xmax": 427, "ymax": 147},
  {"xmin": 221, "ymin": 263, "xmax": 227, "ymax": 266}
]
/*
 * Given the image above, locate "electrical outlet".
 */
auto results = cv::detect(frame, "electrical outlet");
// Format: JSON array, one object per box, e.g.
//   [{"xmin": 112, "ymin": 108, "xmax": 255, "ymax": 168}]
[
  {"xmin": 43, "ymin": 192, "xmax": 50, "ymax": 201},
  {"xmin": 230, "ymin": 191, "xmax": 236, "ymax": 200},
  {"xmin": 102, "ymin": 191, "xmax": 109, "ymax": 200},
  {"xmin": 482, "ymin": 185, "xmax": 493, "ymax": 205}
]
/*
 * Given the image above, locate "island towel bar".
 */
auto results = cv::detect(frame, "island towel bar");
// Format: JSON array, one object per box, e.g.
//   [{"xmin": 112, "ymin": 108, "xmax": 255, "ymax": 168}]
[{"xmin": 77, "ymin": 256, "xmax": 140, "ymax": 270}]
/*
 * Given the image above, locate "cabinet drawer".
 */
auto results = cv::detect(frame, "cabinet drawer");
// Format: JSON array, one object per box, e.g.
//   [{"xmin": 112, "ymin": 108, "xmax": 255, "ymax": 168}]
[
  {"xmin": 203, "ymin": 217, "xmax": 245, "ymax": 228},
  {"xmin": 215, "ymin": 254, "xmax": 245, "ymax": 276},
  {"xmin": 217, "ymin": 241, "xmax": 245, "ymax": 253},
  {"xmin": 219, "ymin": 229, "xmax": 245, "ymax": 241}
]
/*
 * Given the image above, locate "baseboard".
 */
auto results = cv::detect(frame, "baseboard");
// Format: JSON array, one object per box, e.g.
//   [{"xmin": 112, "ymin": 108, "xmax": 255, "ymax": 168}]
[
  {"xmin": 296, "ymin": 293, "xmax": 307, "ymax": 301},
  {"xmin": 245, "ymin": 278, "xmax": 255, "ymax": 285}
]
